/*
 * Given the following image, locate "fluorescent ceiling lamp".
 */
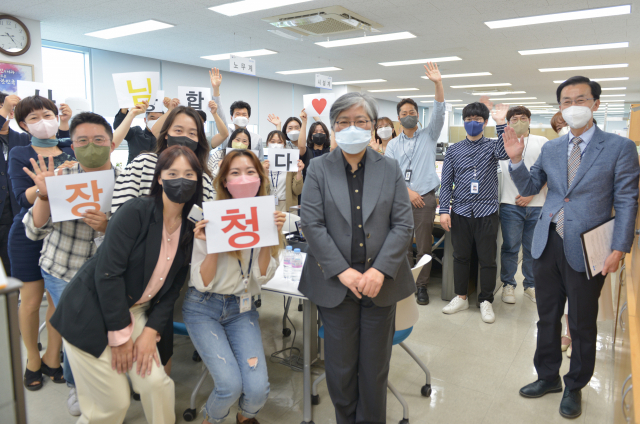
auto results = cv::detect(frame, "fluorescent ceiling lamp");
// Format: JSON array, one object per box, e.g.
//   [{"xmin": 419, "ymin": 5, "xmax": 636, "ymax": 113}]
[
  {"xmin": 379, "ymin": 56, "xmax": 461, "ymax": 67},
  {"xmin": 601, "ymin": 99, "xmax": 625, "ymax": 102},
  {"xmin": 333, "ymin": 79, "xmax": 387, "ymax": 85},
  {"xmin": 85, "ymin": 20, "xmax": 174, "ymax": 39},
  {"xmin": 398, "ymin": 95, "xmax": 435, "ymax": 98},
  {"xmin": 488, "ymin": 97, "xmax": 537, "ymax": 101},
  {"xmin": 368, "ymin": 88, "xmax": 419, "ymax": 92},
  {"xmin": 210, "ymin": 0, "xmax": 312, "ymax": 16},
  {"xmin": 435, "ymin": 72, "xmax": 492, "ymax": 79},
  {"xmin": 502, "ymin": 102, "xmax": 547, "ymax": 105},
  {"xmin": 539, "ymin": 63, "xmax": 628, "ymax": 72},
  {"xmin": 451, "ymin": 83, "xmax": 511, "ymax": 88},
  {"xmin": 276, "ymin": 67, "xmax": 342, "ymax": 75},
  {"xmin": 601, "ymin": 94, "xmax": 626, "ymax": 97},
  {"xmin": 484, "ymin": 5, "xmax": 631, "ymax": 29},
  {"xmin": 317, "ymin": 32, "xmax": 416, "ymax": 48},
  {"xmin": 201, "ymin": 49, "xmax": 277, "ymax": 61},
  {"xmin": 602, "ymin": 87, "xmax": 626, "ymax": 91},
  {"xmin": 519, "ymin": 42, "xmax": 628, "ymax": 55},
  {"xmin": 420, "ymin": 100, "xmax": 462, "ymax": 103},
  {"xmin": 471, "ymin": 91, "xmax": 526, "ymax": 95},
  {"xmin": 553, "ymin": 77, "xmax": 629, "ymax": 83}
]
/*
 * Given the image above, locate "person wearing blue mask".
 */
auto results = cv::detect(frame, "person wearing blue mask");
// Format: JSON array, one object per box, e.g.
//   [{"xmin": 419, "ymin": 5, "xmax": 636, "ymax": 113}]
[
  {"xmin": 299, "ymin": 92, "xmax": 415, "ymax": 424},
  {"xmin": 438, "ymin": 101, "xmax": 509, "ymax": 324}
]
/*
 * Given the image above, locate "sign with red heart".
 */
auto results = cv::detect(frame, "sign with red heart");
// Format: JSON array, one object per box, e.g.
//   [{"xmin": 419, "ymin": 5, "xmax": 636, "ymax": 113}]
[{"xmin": 303, "ymin": 93, "xmax": 336, "ymax": 117}]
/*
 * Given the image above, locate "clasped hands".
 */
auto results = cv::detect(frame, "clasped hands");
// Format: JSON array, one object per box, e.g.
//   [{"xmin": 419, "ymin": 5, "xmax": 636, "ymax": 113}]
[{"xmin": 338, "ymin": 267, "xmax": 385, "ymax": 299}]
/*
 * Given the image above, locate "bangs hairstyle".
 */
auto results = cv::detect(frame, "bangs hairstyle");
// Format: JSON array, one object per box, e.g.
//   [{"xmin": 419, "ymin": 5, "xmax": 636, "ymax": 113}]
[
  {"xmin": 69, "ymin": 112, "xmax": 113, "ymax": 140},
  {"xmin": 462, "ymin": 102, "xmax": 490, "ymax": 121},
  {"xmin": 506, "ymin": 106, "xmax": 531, "ymax": 121},
  {"xmin": 306, "ymin": 121, "xmax": 330, "ymax": 150},
  {"xmin": 556, "ymin": 76, "xmax": 601, "ymax": 104},
  {"xmin": 375, "ymin": 117, "xmax": 397, "ymax": 143},
  {"xmin": 148, "ymin": 145, "xmax": 204, "ymax": 260},
  {"xmin": 229, "ymin": 128, "xmax": 252, "ymax": 150},
  {"xmin": 213, "ymin": 149, "xmax": 283, "ymax": 259},
  {"xmin": 396, "ymin": 98, "xmax": 418, "ymax": 115},
  {"xmin": 155, "ymin": 106, "xmax": 212, "ymax": 179},
  {"xmin": 267, "ymin": 130, "xmax": 289, "ymax": 147},
  {"xmin": 550, "ymin": 111, "xmax": 566, "ymax": 134},
  {"xmin": 14, "ymin": 95, "xmax": 58, "ymax": 125},
  {"xmin": 282, "ymin": 117, "xmax": 302, "ymax": 141}
]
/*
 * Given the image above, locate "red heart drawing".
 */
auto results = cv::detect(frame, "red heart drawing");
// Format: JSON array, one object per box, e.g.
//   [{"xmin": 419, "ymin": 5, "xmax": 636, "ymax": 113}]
[{"xmin": 312, "ymin": 98, "xmax": 327, "ymax": 115}]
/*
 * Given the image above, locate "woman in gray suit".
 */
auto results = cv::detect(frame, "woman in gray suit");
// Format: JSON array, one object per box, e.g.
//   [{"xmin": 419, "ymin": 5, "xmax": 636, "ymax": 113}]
[{"xmin": 299, "ymin": 92, "xmax": 415, "ymax": 424}]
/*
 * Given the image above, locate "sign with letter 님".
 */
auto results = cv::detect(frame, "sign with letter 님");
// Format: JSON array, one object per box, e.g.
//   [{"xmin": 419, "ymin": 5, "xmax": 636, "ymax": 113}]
[
  {"xmin": 268, "ymin": 149, "xmax": 299, "ymax": 172},
  {"xmin": 112, "ymin": 72, "xmax": 160, "ymax": 109},
  {"xmin": 46, "ymin": 170, "xmax": 115, "ymax": 223}
]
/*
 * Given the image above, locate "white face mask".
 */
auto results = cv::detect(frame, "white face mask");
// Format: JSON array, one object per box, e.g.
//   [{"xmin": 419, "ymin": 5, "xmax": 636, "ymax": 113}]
[
  {"xmin": 561, "ymin": 105, "xmax": 594, "ymax": 129},
  {"xmin": 268, "ymin": 143, "xmax": 284, "ymax": 149},
  {"xmin": 233, "ymin": 116, "xmax": 249, "ymax": 128},
  {"xmin": 287, "ymin": 130, "xmax": 300, "ymax": 141},
  {"xmin": 335, "ymin": 126, "xmax": 371, "ymax": 154},
  {"xmin": 146, "ymin": 119, "xmax": 158, "ymax": 131},
  {"xmin": 557, "ymin": 126, "xmax": 570, "ymax": 137},
  {"xmin": 377, "ymin": 127, "xmax": 393, "ymax": 140}
]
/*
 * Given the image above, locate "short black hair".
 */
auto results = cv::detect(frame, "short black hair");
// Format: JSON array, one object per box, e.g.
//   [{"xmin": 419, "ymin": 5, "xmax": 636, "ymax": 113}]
[
  {"xmin": 506, "ymin": 106, "xmax": 531, "ymax": 121},
  {"xmin": 229, "ymin": 127, "xmax": 252, "ymax": 150},
  {"xmin": 0, "ymin": 92, "xmax": 7, "ymax": 105},
  {"xmin": 556, "ymin": 76, "xmax": 601, "ymax": 104},
  {"xmin": 14, "ymin": 95, "xmax": 58, "ymax": 125},
  {"xmin": 230, "ymin": 100, "xmax": 251, "ymax": 117},
  {"xmin": 306, "ymin": 121, "xmax": 330, "ymax": 150},
  {"xmin": 462, "ymin": 102, "xmax": 490, "ymax": 121},
  {"xmin": 195, "ymin": 109, "xmax": 207, "ymax": 123},
  {"xmin": 69, "ymin": 112, "xmax": 114, "ymax": 140},
  {"xmin": 397, "ymin": 98, "xmax": 418, "ymax": 116},
  {"xmin": 283, "ymin": 116, "xmax": 302, "ymax": 141}
]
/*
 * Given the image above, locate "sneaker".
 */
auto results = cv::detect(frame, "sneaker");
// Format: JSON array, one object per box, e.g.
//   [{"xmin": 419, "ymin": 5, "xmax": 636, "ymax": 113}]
[
  {"xmin": 501, "ymin": 285, "xmax": 516, "ymax": 304},
  {"xmin": 524, "ymin": 287, "xmax": 536, "ymax": 303},
  {"xmin": 442, "ymin": 296, "xmax": 469, "ymax": 314},
  {"xmin": 480, "ymin": 301, "xmax": 495, "ymax": 323},
  {"xmin": 67, "ymin": 387, "xmax": 81, "ymax": 416}
]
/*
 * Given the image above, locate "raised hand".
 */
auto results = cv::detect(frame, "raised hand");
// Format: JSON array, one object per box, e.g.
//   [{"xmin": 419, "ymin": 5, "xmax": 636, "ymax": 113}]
[
  {"xmin": 208, "ymin": 100, "xmax": 218, "ymax": 115},
  {"xmin": 267, "ymin": 114, "xmax": 281, "ymax": 127},
  {"xmin": 209, "ymin": 68, "xmax": 222, "ymax": 89},
  {"xmin": 59, "ymin": 103, "xmax": 73, "ymax": 124},
  {"xmin": 194, "ymin": 219, "xmax": 208, "ymax": 241},
  {"xmin": 1, "ymin": 94, "xmax": 20, "ymax": 115},
  {"xmin": 424, "ymin": 62, "xmax": 442, "ymax": 83},
  {"xmin": 23, "ymin": 155, "xmax": 55, "ymax": 196},
  {"xmin": 299, "ymin": 108, "xmax": 307, "ymax": 123},
  {"xmin": 479, "ymin": 96, "xmax": 494, "ymax": 112},
  {"xmin": 163, "ymin": 97, "xmax": 171, "ymax": 109},
  {"xmin": 169, "ymin": 98, "xmax": 180, "ymax": 111},
  {"xmin": 502, "ymin": 125, "xmax": 525, "ymax": 162},
  {"xmin": 129, "ymin": 100, "xmax": 149, "ymax": 117},
  {"xmin": 492, "ymin": 103, "xmax": 509, "ymax": 125}
]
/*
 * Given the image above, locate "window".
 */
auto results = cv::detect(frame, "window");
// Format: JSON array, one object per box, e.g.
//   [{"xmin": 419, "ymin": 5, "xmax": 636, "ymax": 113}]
[{"xmin": 41, "ymin": 44, "xmax": 90, "ymax": 103}]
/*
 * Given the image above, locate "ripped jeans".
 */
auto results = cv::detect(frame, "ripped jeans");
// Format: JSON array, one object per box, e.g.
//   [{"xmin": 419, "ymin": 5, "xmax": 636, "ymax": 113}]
[{"xmin": 182, "ymin": 288, "xmax": 270, "ymax": 423}]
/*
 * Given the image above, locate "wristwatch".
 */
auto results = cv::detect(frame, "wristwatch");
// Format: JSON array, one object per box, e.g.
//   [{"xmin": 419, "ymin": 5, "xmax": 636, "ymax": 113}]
[{"xmin": 36, "ymin": 189, "xmax": 49, "ymax": 201}]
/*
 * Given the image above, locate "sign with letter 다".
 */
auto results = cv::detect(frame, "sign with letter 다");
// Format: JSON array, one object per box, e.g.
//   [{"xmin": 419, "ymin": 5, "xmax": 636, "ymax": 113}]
[
  {"xmin": 203, "ymin": 196, "xmax": 278, "ymax": 254},
  {"xmin": 303, "ymin": 93, "xmax": 335, "ymax": 117},
  {"xmin": 112, "ymin": 72, "xmax": 160, "ymax": 109},
  {"xmin": 46, "ymin": 170, "xmax": 115, "ymax": 223},
  {"xmin": 229, "ymin": 55, "xmax": 256, "ymax": 76},
  {"xmin": 268, "ymin": 149, "xmax": 299, "ymax": 172}
]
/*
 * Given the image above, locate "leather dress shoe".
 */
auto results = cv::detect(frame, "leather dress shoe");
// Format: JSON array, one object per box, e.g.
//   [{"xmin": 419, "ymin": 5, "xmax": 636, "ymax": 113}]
[
  {"xmin": 559, "ymin": 387, "xmax": 582, "ymax": 419},
  {"xmin": 519, "ymin": 376, "xmax": 563, "ymax": 398},
  {"xmin": 416, "ymin": 286, "xmax": 429, "ymax": 305}
]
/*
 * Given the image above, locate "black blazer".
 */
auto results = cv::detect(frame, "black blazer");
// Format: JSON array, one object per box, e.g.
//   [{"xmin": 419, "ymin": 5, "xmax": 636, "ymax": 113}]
[
  {"xmin": 0, "ymin": 114, "xmax": 31, "ymax": 216},
  {"xmin": 51, "ymin": 196, "xmax": 192, "ymax": 358}
]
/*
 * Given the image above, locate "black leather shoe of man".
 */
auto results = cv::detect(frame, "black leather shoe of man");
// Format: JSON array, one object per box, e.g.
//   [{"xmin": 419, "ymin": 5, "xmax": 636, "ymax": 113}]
[
  {"xmin": 416, "ymin": 286, "xmax": 429, "ymax": 305},
  {"xmin": 559, "ymin": 387, "xmax": 582, "ymax": 419},
  {"xmin": 519, "ymin": 376, "xmax": 563, "ymax": 398}
]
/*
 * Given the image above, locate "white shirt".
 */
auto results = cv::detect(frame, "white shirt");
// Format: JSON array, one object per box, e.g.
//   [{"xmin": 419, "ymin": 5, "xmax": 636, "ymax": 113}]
[
  {"xmin": 189, "ymin": 238, "xmax": 279, "ymax": 296},
  {"xmin": 270, "ymin": 170, "xmax": 287, "ymax": 200},
  {"xmin": 500, "ymin": 134, "xmax": 548, "ymax": 207}
]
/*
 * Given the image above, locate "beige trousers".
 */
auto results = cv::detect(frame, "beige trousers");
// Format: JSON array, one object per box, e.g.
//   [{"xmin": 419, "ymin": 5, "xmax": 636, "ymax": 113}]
[
  {"xmin": 64, "ymin": 303, "xmax": 175, "ymax": 424},
  {"xmin": 275, "ymin": 201, "xmax": 287, "ymax": 212}
]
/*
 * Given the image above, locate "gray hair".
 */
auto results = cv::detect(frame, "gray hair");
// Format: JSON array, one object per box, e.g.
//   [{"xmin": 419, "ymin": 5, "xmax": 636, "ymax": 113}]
[{"xmin": 329, "ymin": 92, "xmax": 378, "ymax": 128}]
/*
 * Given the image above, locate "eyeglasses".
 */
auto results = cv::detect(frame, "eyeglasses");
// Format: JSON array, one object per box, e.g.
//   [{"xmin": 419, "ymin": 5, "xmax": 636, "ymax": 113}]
[
  {"xmin": 399, "ymin": 110, "xmax": 418, "ymax": 118},
  {"xmin": 509, "ymin": 117, "xmax": 529, "ymax": 124},
  {"xmin": 559, "ymin": 98, "xmax": 595, "ymax": 108},
  {"xmin": 335, "ymin": 119, "xmax": 371, "ymax": 129},
  {"xmin": 74, "ymin": 137, "xmax": 110, "ymax": 147}
]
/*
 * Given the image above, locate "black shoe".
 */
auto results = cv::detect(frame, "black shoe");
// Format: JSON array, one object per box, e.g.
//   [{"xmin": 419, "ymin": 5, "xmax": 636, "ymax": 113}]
[
  {"xmin": 559, "ymin": 387, "xmax": 582, "ymax": 419},
  {"xmin": 519, "ymin": 376, "xmax": 563, "ymax": 398},
  {"xmin": 416, "ymin": 287, "xmax": 429, "ymax": 305}
]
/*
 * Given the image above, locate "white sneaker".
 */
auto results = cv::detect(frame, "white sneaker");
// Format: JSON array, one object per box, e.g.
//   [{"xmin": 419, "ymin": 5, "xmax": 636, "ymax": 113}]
[
  {"xmin": 501, "ymin": 285, "xmax": 516, "ymax": 304},
  {"xmin": 524, "ymin": 287, "xmax": 536, "ymax": 303},
  {"xmin": 67, "ymin": 387, "xmax": 81, "ymax": 416},
  {"xmin": 480, "ymin": 301, "xmax": 495, "ymax": 324},
  {"xmin": 442, "ymin": 296, "xmax": 469, "ymax": 314}
]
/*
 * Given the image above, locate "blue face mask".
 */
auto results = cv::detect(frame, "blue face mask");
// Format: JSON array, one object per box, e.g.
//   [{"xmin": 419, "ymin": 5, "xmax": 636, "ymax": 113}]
[
  {"xmin": 464, "ymin": 120, "xmax": 485, "ymax": 137},
  {"xmin": 335, "ymin": 126, "xmax": 371, "ymax": 154}
]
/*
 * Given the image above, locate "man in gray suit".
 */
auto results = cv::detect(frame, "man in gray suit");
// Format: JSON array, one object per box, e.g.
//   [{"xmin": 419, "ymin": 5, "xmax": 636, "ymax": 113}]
[
  {"xmin": 299, "ymin": 92, "xmax": 415, "ymax": 424},
  {"xmin": 503, "ymin": 76, "xmax": 639, "ymax": 419}
]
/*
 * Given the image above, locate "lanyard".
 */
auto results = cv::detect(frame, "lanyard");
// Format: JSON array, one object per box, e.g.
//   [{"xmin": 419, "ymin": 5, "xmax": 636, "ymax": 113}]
[
  {"xmin": 237, "ymin": 248, "xmax": 255, "ymax": 293},
  {"xmin": 401, "ymin": 135, "xmax": 417, "ymax": 169},
  {"xmin": 270, "ymin": 171, "xmax": 280, "ymax": 189}
]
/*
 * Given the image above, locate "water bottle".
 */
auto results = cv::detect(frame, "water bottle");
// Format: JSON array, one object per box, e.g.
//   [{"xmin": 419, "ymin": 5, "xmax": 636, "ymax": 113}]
[
  {"xmin": 291, "ymin": 248, "xmax": 303, "ymax": 283},
  {"xmin": 283, "ymin": 246, "xmax": 293, "ymax": 281}
]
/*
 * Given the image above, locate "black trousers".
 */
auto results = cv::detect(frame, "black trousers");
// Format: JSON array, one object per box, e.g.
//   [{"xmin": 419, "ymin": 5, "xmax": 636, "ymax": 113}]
[
  {"xmin": 450, "ymin": 212, "xmax": 499, "ymax": 303},
  {"xmin": 318, "ymin": 291, "xmax": 396, "ymax": 424},
  {"xmin": 0, "ymin": 223, "xmax": 11, "ymax": 277},
  {"xmin": 533, "ymin": 228, "xmax": 605, "ymax": 390}
]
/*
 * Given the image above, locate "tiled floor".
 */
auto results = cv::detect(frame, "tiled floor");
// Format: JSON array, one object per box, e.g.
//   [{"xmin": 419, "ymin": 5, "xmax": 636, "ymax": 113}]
[{"xmin": 24, "ymin": 269, "xmax": 616, "ymax": 424}]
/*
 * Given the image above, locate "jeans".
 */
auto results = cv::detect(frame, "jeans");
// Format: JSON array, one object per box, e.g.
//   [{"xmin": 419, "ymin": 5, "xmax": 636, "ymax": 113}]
[
  {"xmin": 42, "ymin": 269, "xmax": 75, "ymax": 387},
  {"xmin": 182, "ymin": 288, "xmax": 269, "ymax": 423},
  {"xmin": 499, "ymin": 204, "xmax": 541, "ymax": 289}
]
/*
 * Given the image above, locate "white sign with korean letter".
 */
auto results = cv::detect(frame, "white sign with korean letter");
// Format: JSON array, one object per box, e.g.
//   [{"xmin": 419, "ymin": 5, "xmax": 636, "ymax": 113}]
[
  {"xmin": 17, "ymin": 81, "xmax": 63, "ymax": 105},
  {"xmin": 315, "ymin": 74, "xmax": 332, "ymax": 90},
  {"xmin": 229, "ymin": 55, "xmax": 256, "ymax": 76},
  {"xmin": 268, "ymin": 149, "xmax": 299, "ymax": 172},
  {"xmin": 303, "ymin": 93, "xmax": 335, "ymax": 117},
  {"xmin": 148, "ymin": 90, "xmax": 166, "ymax": 113},
  {"xmin": 46, "ymin": 170, "xmax": 115, "ymax": 223},
  {"xmin": 112, "ymin": 72, "xmax": 160, "ymax": 109},
  {"xmin": 178, "ymin": 86, "xmax": 213, "ymax": 120},
  {"xmin": 203, "ymin": 196, "xmax": 278, "ymax": 254}
]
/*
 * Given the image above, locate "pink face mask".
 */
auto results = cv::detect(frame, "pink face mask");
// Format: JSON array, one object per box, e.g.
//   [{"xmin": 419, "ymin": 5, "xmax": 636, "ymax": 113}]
[
  {"xmin": 27, "ymin": 118, "xmax": 59, "ymax": 139},
  {"xmin": 226, "ymin": 175, "xmax": 261, "ymax": 198}
]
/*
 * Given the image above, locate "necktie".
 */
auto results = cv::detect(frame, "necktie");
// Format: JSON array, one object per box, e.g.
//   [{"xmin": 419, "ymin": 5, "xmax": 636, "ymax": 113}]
[{"xmin": 556, "ymin": 137, "xmax": 582, "ymax": 238}]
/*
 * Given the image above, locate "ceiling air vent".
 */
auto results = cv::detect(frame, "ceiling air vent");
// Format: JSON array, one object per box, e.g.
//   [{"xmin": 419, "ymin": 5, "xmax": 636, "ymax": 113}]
[{"xmin": 262, "ymin": 6, "xmax": 382, "ymax": 37}]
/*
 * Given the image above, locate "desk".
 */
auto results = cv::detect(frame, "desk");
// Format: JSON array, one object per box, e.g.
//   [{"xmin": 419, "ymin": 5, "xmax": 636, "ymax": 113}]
[{"xmin": 262, "ymin": 255, "xmax": 318, "ymax": 424}]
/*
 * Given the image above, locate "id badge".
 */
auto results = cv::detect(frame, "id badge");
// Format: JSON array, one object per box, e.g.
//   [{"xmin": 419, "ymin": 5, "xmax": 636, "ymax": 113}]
[
  {"xmin": 239, "ymin": 293, "xmax": 252, "ymax": 313},
  {"xmin": 94, "ymin": 235, "xmax": 105, "ymax": 248},
  {"xmin": 470, "ymin": 179, "xmax": 479, "ymax": 194},
  {"xmin": 405, "ymin": 169, "xmax": 412, "ymax": 182},
  {"xmin": 275, "ymin": 197, "xmax": 279, "ymax": 206}
]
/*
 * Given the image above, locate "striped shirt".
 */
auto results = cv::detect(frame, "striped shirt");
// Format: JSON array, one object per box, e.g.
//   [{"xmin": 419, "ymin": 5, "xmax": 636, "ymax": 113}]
[
  {"xmin": 112, "ymin": 153, "xmax": 215, "ymax": 213},
  {"xmin": 439, "ymin": 124, "xmax": 508, "ymax": 218}
]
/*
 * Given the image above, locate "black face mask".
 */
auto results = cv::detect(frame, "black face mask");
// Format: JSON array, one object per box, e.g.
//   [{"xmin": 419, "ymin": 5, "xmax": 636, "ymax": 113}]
[
  {"xmin": 167, "ymin": 135, "xmax": 198, "ymax": 152},
  {"xmin": 162, "ymin": 178, "xmax": 197, "ymax": 204},
  {"xmin": 312, "ymin": 133, "xmax": 326, "ymax": 146}
]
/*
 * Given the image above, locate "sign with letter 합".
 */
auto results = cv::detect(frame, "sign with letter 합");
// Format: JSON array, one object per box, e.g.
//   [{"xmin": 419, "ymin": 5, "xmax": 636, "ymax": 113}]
[
  {"xmin": 268, "ymin": 149, "xmax": 299, "ymax": 172},
  {"xmin": 178, "ymin": 86, "xmax": 213, "ymax": 120},
  {"xmin": 112, "ymin": 72, "xmax": 160, "ymax": 109},
  {"xmin": 46, "ymin": 170, "xmax": 115, "ymax": 223}
]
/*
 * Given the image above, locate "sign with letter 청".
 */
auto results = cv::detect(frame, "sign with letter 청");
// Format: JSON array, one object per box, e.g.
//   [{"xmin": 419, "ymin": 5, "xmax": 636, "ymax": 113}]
[
  {"xmin": 112, "ymin": 72, "xmax": 160, "ymax": 109},
  {"xmin": 17, "ymin": 81, "xmax": 63, "ymax": 105},
  {"xmin": 203, "ymin": 196, "xmax": 279, "ymax": 254},
  {"xmin": 178, "ymin": 86, "xmax": 213, "ymax": 120},
  {"xmin": 45, "ymin": 170, "xmax": 115, "ymax": 223},
  {"xmin": 315, "ymin": 74, "xmax": 332, "ymax": 90},
  {"xmin": 268, "ymin": 149, "xmax": 299, "ymax": 172},
  {"xmin": 303, "ymin": 93, "xmax": 335, "ymax": 117},
  {"xmin": 229, "ymin": 55, "xmax": 256, "ymax": 76}
]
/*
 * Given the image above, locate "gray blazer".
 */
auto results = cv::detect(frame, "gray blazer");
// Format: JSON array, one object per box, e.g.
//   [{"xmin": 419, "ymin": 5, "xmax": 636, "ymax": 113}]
[
  {"xmin": 298, "ymin": 147, "xmax": 416, "ymax": 308},
  {"xmin": 510, "ymin": 126, "xmax": 639, "ymax": 272}
]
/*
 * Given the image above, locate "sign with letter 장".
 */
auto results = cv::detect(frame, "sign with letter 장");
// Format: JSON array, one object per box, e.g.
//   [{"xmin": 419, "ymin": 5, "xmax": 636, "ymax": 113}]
[
  {"xmin": 268, "ymin": 149, "xmax": 299, "ymax": 172},
  {"xmin": 112, "ymin": 72, "xmax": 160, "ymax": 109},
  {"xmin": 203, "ymin": 196, "xmax": 278, "ymax": 254},
  {"xmin": 46, "ymin": 170, "xmax": 115, "ymax": 223}
]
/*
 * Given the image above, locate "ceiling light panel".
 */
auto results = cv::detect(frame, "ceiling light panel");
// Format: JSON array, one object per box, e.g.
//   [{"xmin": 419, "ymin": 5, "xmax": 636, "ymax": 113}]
[
  {"xmin": 425, "ymin": 72, "xmax": 491, "ymax": 79},
  {"xmin": 398, "ymin": 95, "xmax": 435, "ymax": 98},
  {"xmin": 379, "ymin": 56, "xmax": 461, "ymax": 67},
  {"xmin": 539, "ymin": 64, "xmax": 628, "ymax": 72},
  {"xmin": 317, "ymin": 32, "xmax": 416, "ymax": 48},
  {"xmin": 276, "ymin": 67, "xmax": 342, "ymax": 75},
  {"xmin": 502, "ymin": 102, "xmax": 548, "ymax": 105},
  {"xmin": 451, "ymin": 83, "xmax": 512, "ymax": 88},
  {"xmin": 484, "ymin": 5, "xmax": 631, "ymax": 29},
  {"xmin": 201, "ymin": 49, "xmax": 277, "ymax": 61},
  {"xmin": 471, "ymin": 91, "xmax": 526, "ymax": 95},
  {"xmin": 86, "ymin": 20, "xmax": 174, "ymax": 39},
  {"xmin": 488, "ymin": 97, "xmax": 537, "ymax": 101},
  {"xmin": 553, "ymin": 77, "xmax": 629, "ymax": 83},
  {"xmin": 420, "ymin": 100, "xmax": 462, "ymax": 103},
  {"xmin": 600, "ymin": 94, "xmax": 626, "ymax": 97},
  {"xmin": 601, "ymin": 87, "xmax": 626, "ymax": 91},
  {"xmin": 368, "ymin": 88, "xmax": 419, "ymax": 92},
  {"xmin": 519, "ymin": 42, "xmax": 628, "ymax": 55},
  {"xmin": 210, "ymin": 0, "xmax": 313, "ymax": 16},
  {"xmin": 333, "ymin": 79, "xmax": 387, "ymax": 85}
]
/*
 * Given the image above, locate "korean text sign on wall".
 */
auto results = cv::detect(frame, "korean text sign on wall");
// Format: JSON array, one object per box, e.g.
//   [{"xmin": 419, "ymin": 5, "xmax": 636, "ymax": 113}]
[
  {"xmin": 112, "ymin": 72, "xmax": 160, "ymax": 109},
  {"xmin": 229, "ymin": 55, "xmax": 256, "ymax": 76},
  {"xmin": 203, "ymin": 196, "xmax": 278, "ymax": 254},
  {"xmin": 46, "ymin": 170, "xmax": 115, "ymax": 223}
]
